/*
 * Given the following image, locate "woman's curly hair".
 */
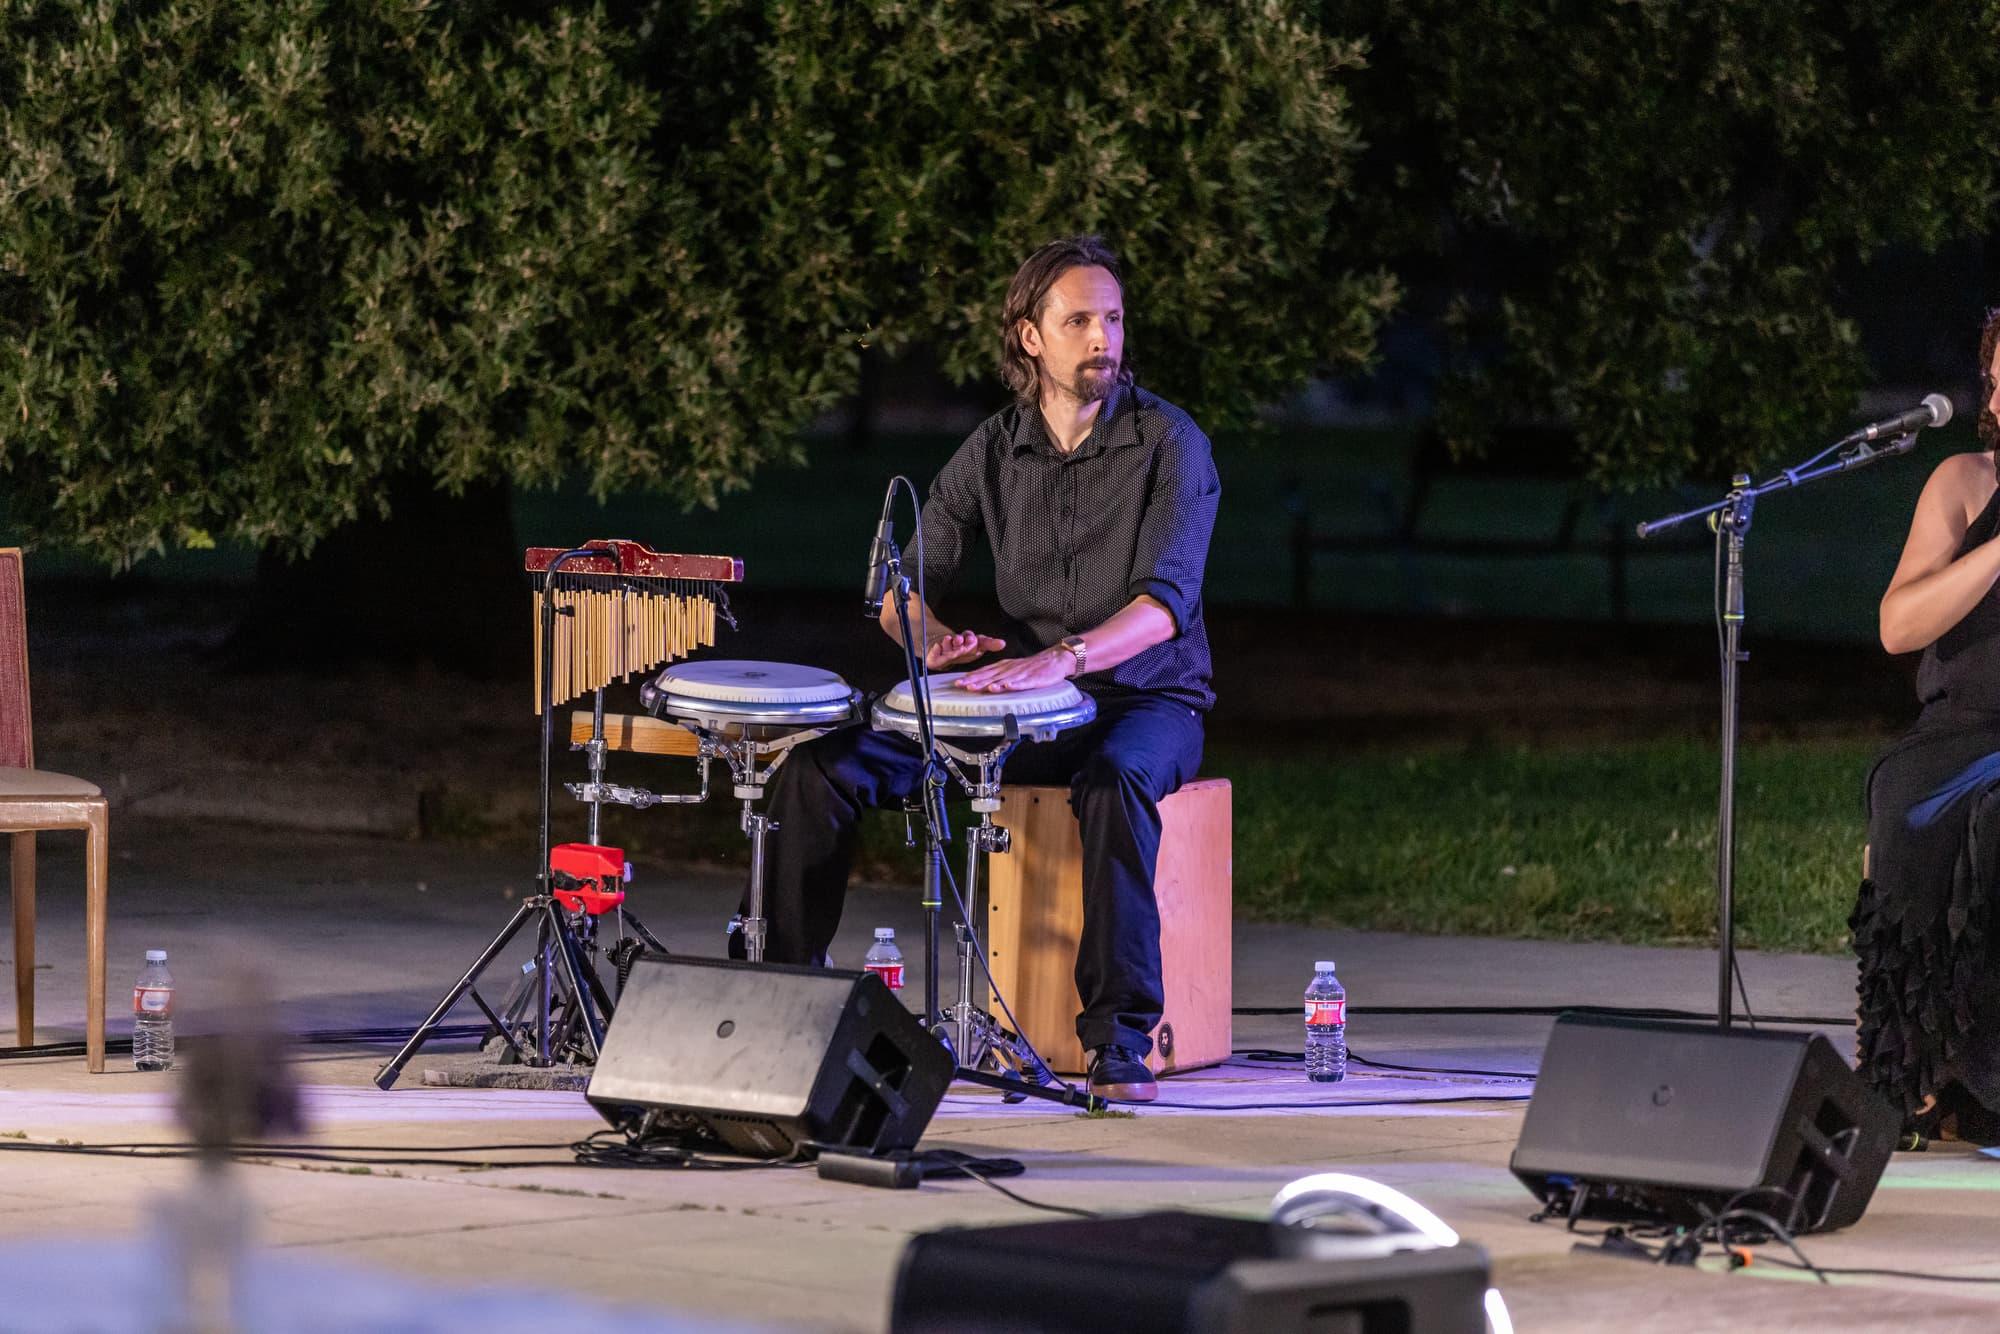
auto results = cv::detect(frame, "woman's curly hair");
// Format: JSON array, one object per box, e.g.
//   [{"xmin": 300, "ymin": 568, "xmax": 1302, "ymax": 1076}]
[{"xmin": 1980, "ymin": 306, "xmax": 2000, "ymax": 450}]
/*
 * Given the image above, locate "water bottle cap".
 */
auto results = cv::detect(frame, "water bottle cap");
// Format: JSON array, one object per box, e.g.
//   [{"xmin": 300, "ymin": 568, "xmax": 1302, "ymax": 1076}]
[
  {"xmin": 1315, "ymin": 960, "xmax": 1335, "ymax": 972},
  {"xmin": 145, "ymin": 950, "xmax": 168, "ymax": 962},
  {"xmin": 874, "ymin": 928, "xmax": 895, "ymax": 940}
]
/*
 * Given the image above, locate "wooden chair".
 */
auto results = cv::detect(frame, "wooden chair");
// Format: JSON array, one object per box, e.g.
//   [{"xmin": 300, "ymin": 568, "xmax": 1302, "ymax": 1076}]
[{"xmin": 0, "ymin": 550, "xmax": 109, "ymax": 1071}]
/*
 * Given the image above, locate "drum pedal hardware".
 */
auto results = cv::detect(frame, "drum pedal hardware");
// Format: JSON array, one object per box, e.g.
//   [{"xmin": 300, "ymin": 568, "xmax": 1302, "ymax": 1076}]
[{"xmin": 565, "ymin": 778, "xmax": 707, "ymax": 811}]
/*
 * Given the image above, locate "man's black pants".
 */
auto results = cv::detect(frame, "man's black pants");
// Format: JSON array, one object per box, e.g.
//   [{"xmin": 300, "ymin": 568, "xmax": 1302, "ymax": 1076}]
[{"xmin": 735, "ymin": 691, "xmax": 1204, "ymax": 1056}]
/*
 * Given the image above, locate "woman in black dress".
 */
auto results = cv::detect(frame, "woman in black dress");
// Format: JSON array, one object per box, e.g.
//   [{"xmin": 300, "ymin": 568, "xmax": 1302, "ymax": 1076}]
[{"xmin": 1860, "ymin": 307, "xmax": 2000, "ymax": 1137}]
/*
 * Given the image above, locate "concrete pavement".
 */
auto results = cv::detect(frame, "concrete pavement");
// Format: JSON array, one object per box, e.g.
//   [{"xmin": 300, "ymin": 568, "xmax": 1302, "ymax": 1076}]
[{"xmin": 0, "ymin": 818, "xmax": 1993, "ymax": 1332}]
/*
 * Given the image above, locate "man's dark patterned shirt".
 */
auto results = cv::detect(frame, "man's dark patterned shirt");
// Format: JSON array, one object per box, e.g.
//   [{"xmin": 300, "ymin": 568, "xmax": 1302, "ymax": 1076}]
[{"xmin": 918, "ymin": 381, "xmax": 1219, "ymax": 711}]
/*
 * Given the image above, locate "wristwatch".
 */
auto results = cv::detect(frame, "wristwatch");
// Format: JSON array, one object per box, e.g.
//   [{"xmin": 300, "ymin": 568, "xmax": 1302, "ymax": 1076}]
[{"xmin": 1058, "ymin": 635, "xmax": 1088, "ymax": 677}]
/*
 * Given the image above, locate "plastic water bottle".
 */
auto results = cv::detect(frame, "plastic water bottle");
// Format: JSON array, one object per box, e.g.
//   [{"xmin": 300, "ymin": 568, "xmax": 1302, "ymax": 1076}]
[
  {"xmin": 1305, "ymin": 960, "xmax": 1346, "ymax": 1082},
  {"xmin": 863, "ymin": 928, "xmax": 905, "ymax": 992},
  {"xmin": 133, "ymin": 949, "xmax": 175, "ymax": 1072}
]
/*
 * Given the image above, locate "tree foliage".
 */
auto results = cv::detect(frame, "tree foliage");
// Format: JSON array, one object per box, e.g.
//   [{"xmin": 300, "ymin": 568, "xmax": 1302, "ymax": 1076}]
[
  {"xmin": 1340, "ymin": 0, "xmax": 2000, "ymax": 483},
  {"xmin": 0, "ymin": 0, "xmax": 1391, "ymax": 566},
  {"xmin": 12, "ymin": 0, "xmax": 1985, "ymax": 562},
  {"xmin": 663, "ymin": 0, "xmax": 1395, "ymax": 426},
  {"xmin": 0, "ymin": 1, "xmax": 820, "ymax": 564}
]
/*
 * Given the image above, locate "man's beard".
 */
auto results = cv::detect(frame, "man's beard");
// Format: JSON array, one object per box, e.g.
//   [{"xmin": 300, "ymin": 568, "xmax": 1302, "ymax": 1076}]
[{"xmin": 1070, "ymin": 359, "xmax": 1119, "ymax": 403}]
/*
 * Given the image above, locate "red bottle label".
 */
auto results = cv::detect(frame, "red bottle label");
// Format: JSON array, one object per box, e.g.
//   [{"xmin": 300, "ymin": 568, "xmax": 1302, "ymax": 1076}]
[
  {"xmin": 1305, "ymin": 999, "xmax": 1345, "ymax": 1026},
  {"xmin": 134, "ymin": 986, "xmax": 173, "ymax": 1017},
  {"xmin": 866, "ymin": 963, "xmax": 905, "ymax": 992}
]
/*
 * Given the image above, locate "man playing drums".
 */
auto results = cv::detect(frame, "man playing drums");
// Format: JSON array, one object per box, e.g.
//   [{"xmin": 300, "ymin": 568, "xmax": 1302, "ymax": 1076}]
[{"xmin": 740, "ymin": 234, "xmax": 1219, "ymax": 1103}]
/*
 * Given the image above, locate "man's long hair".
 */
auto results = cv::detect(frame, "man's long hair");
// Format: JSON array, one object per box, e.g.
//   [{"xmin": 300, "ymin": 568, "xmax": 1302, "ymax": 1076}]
[
  {"xmin": 1981, "ymin": 306, "xmax": 2000, "ymax": 451},
  {"xmin": 998, "ymin": 234, "xmax": 1129, "ymax": 401}
]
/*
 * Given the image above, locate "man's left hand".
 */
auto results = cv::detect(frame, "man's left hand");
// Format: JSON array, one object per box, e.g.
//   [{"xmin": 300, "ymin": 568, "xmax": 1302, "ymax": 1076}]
[{"xmin": 956, "ymin": 647, "xmax": 1074, "ymax": 693}]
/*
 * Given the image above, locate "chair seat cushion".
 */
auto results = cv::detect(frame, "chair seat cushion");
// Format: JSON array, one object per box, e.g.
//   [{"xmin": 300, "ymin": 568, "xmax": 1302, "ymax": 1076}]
[{"xmin": 0, "ymin": 767, "xmax": 101, "ymax": 799}]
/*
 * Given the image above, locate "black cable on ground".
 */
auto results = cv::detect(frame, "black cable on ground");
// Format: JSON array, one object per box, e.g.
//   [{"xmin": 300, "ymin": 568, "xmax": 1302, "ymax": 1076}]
[
  {"xmin": 1553, "ymin": 1182, "xmax": 2000, "ymax": 1288},
  {"xmin": 0, "ymin": 1140, "xmax": 581, "ymax": 1169},
  {"xmin": 1731, "ymin": 954, "xmax": 1758, "ymax": 1030},
  {"xmin": 1351, "ymin": 1051, "xmax": 1536, "ymax": 1080},
  {"xmin": 1233, "ymin": 1047, "xmax": 1536, "ymax": 1081},
  {"xmin": 1231, "ymin": 1003, "xmax": 1852, "ymax": 1026},
  {"xmin": 1753, "ymin": 1259, "xmax": 2000, "ymax": 1285},
  {"xmin": 0, "ymin": 1023, "xmax": 493, "ymax": 1062},
  {"xmin": 1707, "ymin": 1206, "xmax": 1826, "ymax": 1284},
  {"xmin": 0, "ymin": 1132, "xmax": 816, "ymax": 1175},
  {"xmin": 571, "ymin": 1139, "xmax": 812, "ymax": 1172},
  {"xmin": 66, "ymin": 1139, "xmax": 582, "ymax": 1154},
  {"xmin": 1144, "ymin": 1096, "xmax": 1528, "ymax": 1120},
  {"xmin": 945, "ymin": 1156, "xmax": 1099, "ymax": 1219},
  {"xmin": 0, "ymin": 1128, "xmax": 805, "ymax": 1174}
]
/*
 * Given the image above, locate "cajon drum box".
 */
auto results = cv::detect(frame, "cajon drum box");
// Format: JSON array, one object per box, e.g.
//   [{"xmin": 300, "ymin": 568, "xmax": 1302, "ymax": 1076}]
[{"xmin": 985, "ymin": 778, "xmax": 1232, "ymax": 1076}]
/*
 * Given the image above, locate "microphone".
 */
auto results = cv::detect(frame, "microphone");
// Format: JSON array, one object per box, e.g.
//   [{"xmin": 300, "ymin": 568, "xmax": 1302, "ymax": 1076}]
[
  {"xmin": 862, "ymin": 480, "xmax": 898, "ymax": 617},
  {"xmin": 1840, "ymin": 393, "xmax": 1953, "ymax": 446}
]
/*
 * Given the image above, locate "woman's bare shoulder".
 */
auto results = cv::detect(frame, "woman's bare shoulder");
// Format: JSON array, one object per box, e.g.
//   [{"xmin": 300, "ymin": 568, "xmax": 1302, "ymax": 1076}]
[{"xmin": 1925, "ymin": 450, "xmax": 2000, "ymax": 517}]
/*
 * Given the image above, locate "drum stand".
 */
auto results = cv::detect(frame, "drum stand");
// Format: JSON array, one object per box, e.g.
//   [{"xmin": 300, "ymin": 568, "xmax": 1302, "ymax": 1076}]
[
  {"xmin": 376, "ymin": 549, "xmax": 694, "ymax": 1090},
  {"xmin": 880, "ymin": 548, "xmax": 1103, "ymax": 1112},
  {"xmin": 472, "ymin": 686, "xmax": 698, "ymax": 1056},
  {"xmin": 930, "ymin": 736, "xmax": 1056, "ymax": 1090},
  {"xmin": 695, "ymin": 727, "xmax": 832, "ymax": 963}
]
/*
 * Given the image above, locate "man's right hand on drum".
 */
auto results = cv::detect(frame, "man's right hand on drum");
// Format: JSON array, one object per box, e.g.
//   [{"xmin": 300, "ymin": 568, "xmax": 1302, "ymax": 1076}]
[{"xmin": 925, "ymin": 629, "xmax": 1006, "ymax": 671}]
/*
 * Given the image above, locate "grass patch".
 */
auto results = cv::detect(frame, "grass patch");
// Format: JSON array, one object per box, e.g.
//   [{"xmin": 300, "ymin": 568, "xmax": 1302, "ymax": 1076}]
[
  {"xmin": 1223, "ymin": 736, "xmax": 1877, "ymax": 954},
  {"xmin": 508, "ymin": 733, "xmax": 1882, "ymax": 955}
]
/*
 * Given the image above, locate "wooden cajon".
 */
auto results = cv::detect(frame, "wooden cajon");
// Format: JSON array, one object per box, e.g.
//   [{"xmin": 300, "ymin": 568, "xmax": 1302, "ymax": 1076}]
[{"xmin": 984, "ymin": 778, "xmax": 1231, "ymax": 1076}]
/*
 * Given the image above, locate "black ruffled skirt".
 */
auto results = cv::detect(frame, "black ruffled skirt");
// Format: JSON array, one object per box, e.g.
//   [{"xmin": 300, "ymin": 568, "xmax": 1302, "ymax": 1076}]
[{"xmin": 1856, "ymin": 713, "xmax": 2000, "ymax": 1120}]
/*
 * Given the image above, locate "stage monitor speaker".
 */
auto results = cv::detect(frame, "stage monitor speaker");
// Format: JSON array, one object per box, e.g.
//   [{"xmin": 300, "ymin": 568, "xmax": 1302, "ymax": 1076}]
[
  {"xmin": 890, "ymin": 1211, "xmax": 1492, "ymax": 1334},
  {"xmin": 1509, "ymin": 1014, "xmax": 1898, "ymax": 1233},
  {"xmin": 586, "ymin": 955, "xmax": 951, "ymax": 1159}
]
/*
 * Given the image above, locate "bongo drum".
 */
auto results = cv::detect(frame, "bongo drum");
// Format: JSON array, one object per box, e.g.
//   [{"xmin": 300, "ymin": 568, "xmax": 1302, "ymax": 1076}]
[
  {"xmin": 871, "ymin": 671, "xmax": 1095, "ymax": 748},
  {"xmin": 640, "ymin": 660, "xmax": 861, "ymax": 962},
  {"xmin": 641, "ymin": 660, "xmax": 860, "ymax": 740}
]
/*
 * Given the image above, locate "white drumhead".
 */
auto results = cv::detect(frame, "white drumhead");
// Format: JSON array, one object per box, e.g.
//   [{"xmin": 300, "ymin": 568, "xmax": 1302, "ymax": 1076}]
[
  {"xmin": 882, "ymin": 672, "xmax": 1084, "ymax": 719},
  {"xmin": 655, "ymin": 660, "xmax": 854, "ymax": 705}
]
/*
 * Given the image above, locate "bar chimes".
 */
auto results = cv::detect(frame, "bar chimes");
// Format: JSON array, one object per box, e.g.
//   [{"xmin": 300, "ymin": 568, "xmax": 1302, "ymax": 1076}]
[{"xmin": 524, "ymin": 541, "xmax": 744, "ymax": 711}]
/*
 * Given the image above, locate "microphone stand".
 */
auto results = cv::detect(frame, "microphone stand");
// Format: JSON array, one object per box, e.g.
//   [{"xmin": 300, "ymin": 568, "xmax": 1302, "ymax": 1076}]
[
  {"xmin": 1637, "ymin": 431, "xmax": 1921, "ymax": 1030},
  {"xmin": 881, "ymin": 538, "xmax": 952, "ymax": 1034},
  {"xmin": 877, "ymin": 539, "xmax": 1105, "ymax": 1112}
]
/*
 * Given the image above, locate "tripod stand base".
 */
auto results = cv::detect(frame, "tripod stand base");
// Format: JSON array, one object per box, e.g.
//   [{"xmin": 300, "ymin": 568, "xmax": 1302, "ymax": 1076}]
[
  {"xmin": 414, "ymin": 1055, "xmax": 592, "ymax": 1092},
  {"xmin": 926, "ymin": 1007, "xmax": 1096, "ymax": 1110},
  {"xmin": 935, "ymin": 1003, "xmax": 1054, "ymax": 1090},
  {"xmin": 951, "ymin": 1064, "xmax": 1107, "ymax": 1112},
  {"xmin": 374, "ymin": 895, "xmax": 643, "ymax": 1090}
]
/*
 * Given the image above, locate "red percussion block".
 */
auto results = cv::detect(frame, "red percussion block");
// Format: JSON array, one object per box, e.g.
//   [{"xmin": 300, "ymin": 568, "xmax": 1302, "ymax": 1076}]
[{"xmin": 550, "ymin": 842, "xmax": 627, "ymax": 915}]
